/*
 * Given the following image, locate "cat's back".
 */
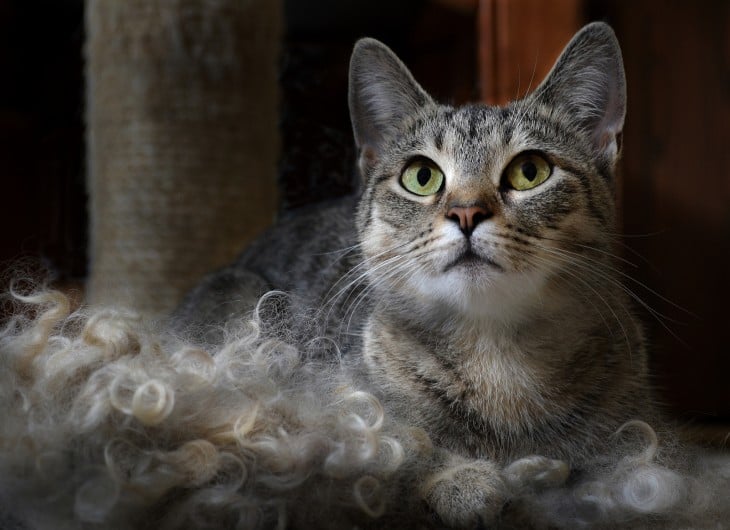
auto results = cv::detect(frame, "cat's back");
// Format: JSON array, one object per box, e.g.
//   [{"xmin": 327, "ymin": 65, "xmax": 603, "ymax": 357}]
[
  {"xmin": 239, "ymin": 195, "xmax": 359, "ymax": 293},
  {"xmin": 174, "ymin": 195, "xmax": 362, "ymax": 343}
]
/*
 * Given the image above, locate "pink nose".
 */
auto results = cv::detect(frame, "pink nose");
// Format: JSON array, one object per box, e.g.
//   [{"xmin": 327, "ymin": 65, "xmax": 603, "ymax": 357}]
[{"xmin": 446, "ymin": 205, "xmax": 491, "ymax": 235}]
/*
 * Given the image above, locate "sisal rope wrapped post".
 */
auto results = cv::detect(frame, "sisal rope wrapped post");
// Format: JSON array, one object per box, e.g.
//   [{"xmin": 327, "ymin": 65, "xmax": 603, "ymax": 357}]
[{"xmin": 85, "ymin": 0, "xmax": 281, "ymax": 315}]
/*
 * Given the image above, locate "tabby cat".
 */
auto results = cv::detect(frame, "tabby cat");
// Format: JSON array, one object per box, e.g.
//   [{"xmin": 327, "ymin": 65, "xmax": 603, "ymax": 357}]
[{"xmin": 177, "ymin": 22, "xmax": 666, "ymax": 527}]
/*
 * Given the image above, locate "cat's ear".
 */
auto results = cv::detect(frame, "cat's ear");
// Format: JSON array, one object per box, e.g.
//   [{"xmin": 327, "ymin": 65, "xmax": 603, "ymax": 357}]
[
  {"xmin": 349, "ymin": 38, "xmax": 433, "ymax": 173},
  {"xmin": 529, "ymin": 22, "xmax": 626, "ymax": 164}
]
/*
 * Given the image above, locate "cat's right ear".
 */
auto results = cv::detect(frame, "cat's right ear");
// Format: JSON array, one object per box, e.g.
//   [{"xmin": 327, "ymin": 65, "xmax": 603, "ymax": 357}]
[
  {"xmin": 349, "ymin": 38, "xmax": 433, "ymax": 175},
  {"xmin": 528, "ymin": 22, "xmax": 626, "ymax": 167}
]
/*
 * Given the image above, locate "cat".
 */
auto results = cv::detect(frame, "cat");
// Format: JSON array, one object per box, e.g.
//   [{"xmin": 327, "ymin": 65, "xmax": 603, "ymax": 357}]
[{"xmin": 175, "ymin": 22, "xmax": 673, "ymax": 527}]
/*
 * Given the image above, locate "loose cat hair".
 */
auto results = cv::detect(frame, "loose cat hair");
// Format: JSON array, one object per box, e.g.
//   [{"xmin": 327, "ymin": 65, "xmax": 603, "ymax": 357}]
[{"xmin": 2, "ymin": 286, "xmax": 727, "ymax": 529}]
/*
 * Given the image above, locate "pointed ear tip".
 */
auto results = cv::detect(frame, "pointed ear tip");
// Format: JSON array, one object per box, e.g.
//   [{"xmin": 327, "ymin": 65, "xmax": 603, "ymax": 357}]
[
  {"xmin": 354, "ymin": 37, "xmax": 385, "ymax": 47},
  {"xmin": 352, "ymin": 37, "xmax": 389, "ymax": 58},
  {"xmin": 581, "ymin": 21, "xmax": 616, "ymax": 37},
  {"xmin": 583, "ymin": 21, "xmax": 615, "ymax": 33},
  {"xmin": 579, "ymin": 21, "xmax": 621, "ymax": 49},
  {"xmin": 350, "ymin": 38, "xmax": 390, "ymax": 76}
]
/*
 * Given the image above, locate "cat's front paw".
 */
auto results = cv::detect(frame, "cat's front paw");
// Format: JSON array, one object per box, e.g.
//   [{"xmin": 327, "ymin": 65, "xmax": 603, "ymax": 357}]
[
  {"xmin": 421, "ymin": 459, "xmax": 506, "ymax": 528},
  {"xmin": 503, "ymin": 455, "xmax": 570, "ymax": 494}
]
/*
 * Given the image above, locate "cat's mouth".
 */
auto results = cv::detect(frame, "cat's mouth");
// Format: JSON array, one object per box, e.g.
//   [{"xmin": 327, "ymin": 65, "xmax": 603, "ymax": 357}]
[{"xmin": 444, "ymin": 247, "xmax": 504, "ymax": 273}]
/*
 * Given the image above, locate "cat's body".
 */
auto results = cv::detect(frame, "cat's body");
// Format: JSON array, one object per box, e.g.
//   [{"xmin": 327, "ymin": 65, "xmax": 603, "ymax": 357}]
[
  {"xmin": 176, "ymin": 23, "xmax": 669, "ymax": 527},
  {"xmin": 176, "ymin": 196, "xmax": 362, "ymax": 347}
]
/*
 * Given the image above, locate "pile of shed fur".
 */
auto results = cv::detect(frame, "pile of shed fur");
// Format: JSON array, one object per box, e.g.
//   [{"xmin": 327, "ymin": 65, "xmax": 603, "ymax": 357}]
[{"xmin": 1, "ymin": 285, "xmax": 728, "ymax": 529}]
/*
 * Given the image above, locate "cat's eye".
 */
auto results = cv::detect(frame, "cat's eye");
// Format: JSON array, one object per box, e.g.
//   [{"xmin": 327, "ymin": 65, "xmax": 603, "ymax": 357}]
[
  {"xmin": 504, "ymin": 153, "xmax": 552, "ymax": 191},
  {"xmin": 400, "ymin": 159, "xmax": 445, "ymax": 196}
]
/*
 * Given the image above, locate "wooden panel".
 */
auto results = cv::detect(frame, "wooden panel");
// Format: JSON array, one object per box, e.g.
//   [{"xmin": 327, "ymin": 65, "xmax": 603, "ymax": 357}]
[
  {"xmin": 479, "ymin": 0, "xmax": 583, "ymax": 104},
  {"xmin": 595, "ymin": 0, "xmax": 730, "ymax": 420}
]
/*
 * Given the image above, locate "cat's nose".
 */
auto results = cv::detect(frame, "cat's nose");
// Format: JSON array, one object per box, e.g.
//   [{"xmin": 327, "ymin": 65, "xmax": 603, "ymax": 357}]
[{"xmin": 446, "ymin": 205, "xmax": 492, "ymax": 236}]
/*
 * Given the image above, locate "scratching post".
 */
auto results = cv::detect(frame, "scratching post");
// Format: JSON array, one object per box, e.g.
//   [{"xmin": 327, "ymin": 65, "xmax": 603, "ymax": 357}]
[{"xmin": 85, "ymin": 0, "xmax": 281, "ymax": 315}]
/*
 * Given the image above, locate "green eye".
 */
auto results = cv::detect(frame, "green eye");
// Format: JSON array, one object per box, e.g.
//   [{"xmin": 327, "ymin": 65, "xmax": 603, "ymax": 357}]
[
  {"xmin": 505, "ymin": 153, "xmax": 552, "ymax": 191},
  {"xmin": 400, "ymin": 159, "xmax": 445, "ymax": 196}
]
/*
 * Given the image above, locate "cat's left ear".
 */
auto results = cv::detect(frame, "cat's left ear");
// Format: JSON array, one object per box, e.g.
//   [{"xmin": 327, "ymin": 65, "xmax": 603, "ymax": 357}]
[
  {"xmin": 529, "ymin": 22, "xmax": 626, "ymax": 165},
  {"xmin": 349, "ymin": 38, "xmax": 434, "ymax": 174}
]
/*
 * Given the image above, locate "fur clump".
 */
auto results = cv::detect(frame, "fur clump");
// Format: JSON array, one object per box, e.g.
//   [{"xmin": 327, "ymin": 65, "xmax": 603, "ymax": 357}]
[
  {"xmin": 0, "ymin": 286, "xmax": 415, "ymax": 529},
  {"xmin": 510, "ymin": 422, "xmax": 730, "ymax": 529},
  {"xmin": 0, "ymin": 286, "xmax": 728, "ymax": 529}
]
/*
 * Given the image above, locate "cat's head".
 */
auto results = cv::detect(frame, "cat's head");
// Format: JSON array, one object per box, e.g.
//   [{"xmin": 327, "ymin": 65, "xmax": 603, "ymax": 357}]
[{"xmin": 348, "ymin": 23, "xmax": 626, "ymax": 321}]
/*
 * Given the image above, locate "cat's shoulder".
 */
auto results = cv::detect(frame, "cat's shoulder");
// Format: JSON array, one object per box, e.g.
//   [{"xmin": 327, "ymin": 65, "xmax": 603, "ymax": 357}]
[
  {"xmin": 237, "ymin": 194, "xmax": 358, "ymax": 263},
  {"xmin": 228, "ymin": 194, "xmax": 360, "ymax": 291},
  {"xmin": 173, "ymin": 194, "xmax": 361, "ymax": 339}
]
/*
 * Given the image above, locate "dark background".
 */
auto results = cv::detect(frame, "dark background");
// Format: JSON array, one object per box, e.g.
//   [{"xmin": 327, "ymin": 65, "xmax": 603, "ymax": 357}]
[{"xmin": 0, "ymin": 0, "xmax": 727, "ymax": 435}]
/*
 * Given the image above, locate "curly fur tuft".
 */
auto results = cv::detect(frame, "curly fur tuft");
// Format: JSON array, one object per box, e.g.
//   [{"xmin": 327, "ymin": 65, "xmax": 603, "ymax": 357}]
[
  {"xmin": 0, "ymin": 287, "xmax": 728, "ymax": 529},
  {"xmin": 0, "ymin": 287, "xmax": 412, "ymax": 529}
]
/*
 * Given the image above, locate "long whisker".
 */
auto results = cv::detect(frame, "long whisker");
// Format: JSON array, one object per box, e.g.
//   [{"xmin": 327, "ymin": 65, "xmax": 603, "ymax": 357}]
[
  {"xmin": 498, "ymin": 229, "xmax": 692, "ymax": 318},
  {"xmin": 337, "ymin": 243, "xmax": 455, "ymax": 337},
  {"xmin": 332, "ymin": 255, "xmax": 418, "ymax": 339},
  {"xmin": 321, "ymin": 239, "xmax": 416, "ymax": 307},
  {"xmin": 524, "ymin": 53, "xmax": 539, "ymax": 98},
  {"xmin": 609, "ymin": 238, "xmax": 662, "ymax": 274},
  {"xmin": 310, "ymin": 242, "xmax": 363, "ymax": 258},
  {"xmin": 519, "ymin": 249, "xmax": 632, "ymax": 351},
  {"xmin": 534, "ymin": 233, "xmax": 639, "ymax": 270},
  {"xmin": 321, "ymin": 252, "xmax": 410, "ymax": 326},
  {"xmin": 339, "ymin": 242, "xmax": 448, "ymax": 320},
  {"xmin": 529, "ymin": 238, "xmax": 693, "ymax": 318},
  {"xmin": 341, "ymin": 257, "xmax": 421, "ymax": 336},
  {"xmin": 528, "ymin": 243, "xmax": 689, "ymax": 347},
  {"xmin": 323, "ymin": 230, "xmax": 443, "ymax": 311},
  {"xmin": 507, "ymin": 59, "xmax": 540, "ymax": 141},
  {"xmin": 606, "ymin": 229, "xmax": 668, "ymax": 239}
]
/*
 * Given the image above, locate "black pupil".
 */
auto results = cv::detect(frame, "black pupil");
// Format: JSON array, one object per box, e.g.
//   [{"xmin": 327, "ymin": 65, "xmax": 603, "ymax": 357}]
[
  {"xmin": 416, "ymin": 167, "xmax": 432, "ymax": 186},
  {"xmin": 522, "ymin": 162, "xmax": 538, "ymax": 182}
]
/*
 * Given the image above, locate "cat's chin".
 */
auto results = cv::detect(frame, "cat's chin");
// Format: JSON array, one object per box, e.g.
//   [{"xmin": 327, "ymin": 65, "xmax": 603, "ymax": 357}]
[
  {"xmin": 443, "ymin": 248, "xmax": 505, "ymax": 273},
  {"xmin": 410, "ymin": 264, "xmax": 553, "ymax": 322}
]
